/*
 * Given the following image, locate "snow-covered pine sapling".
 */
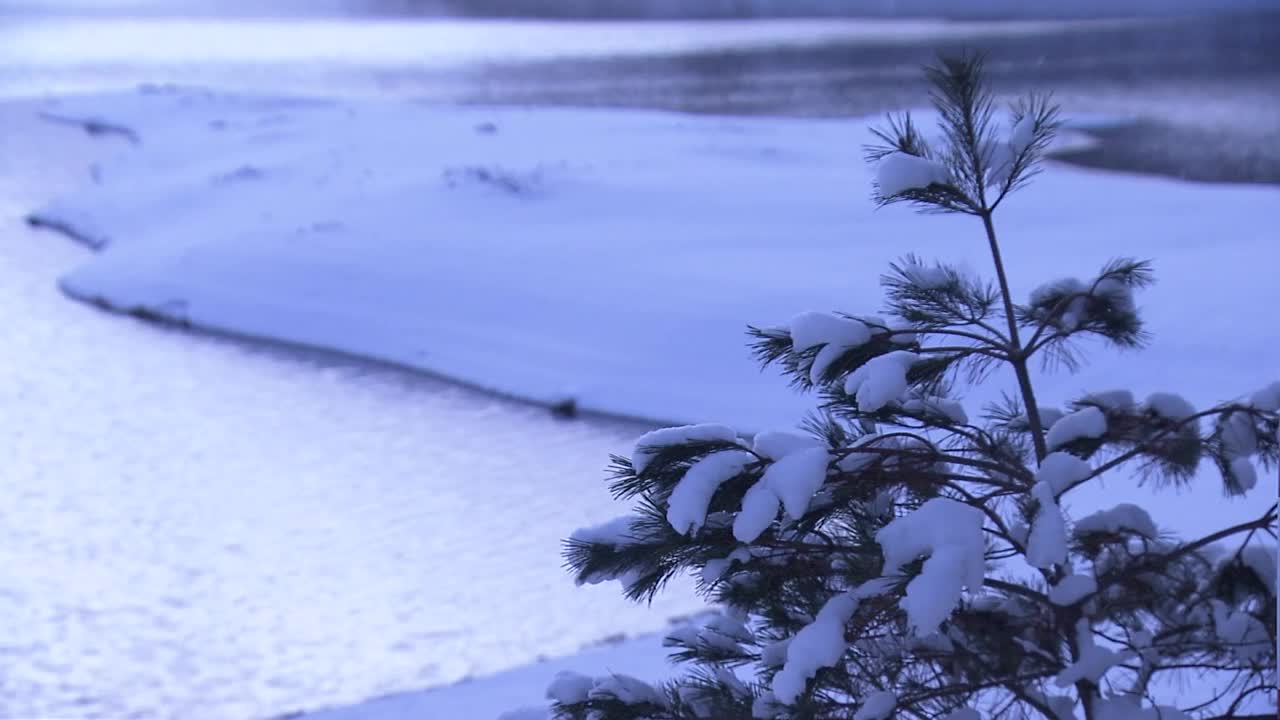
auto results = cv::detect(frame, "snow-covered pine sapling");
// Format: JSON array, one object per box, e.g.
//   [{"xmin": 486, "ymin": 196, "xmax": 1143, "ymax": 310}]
[{"xmin": 550, "ymin": 55, "xmax": 1278, "ymax": 720}]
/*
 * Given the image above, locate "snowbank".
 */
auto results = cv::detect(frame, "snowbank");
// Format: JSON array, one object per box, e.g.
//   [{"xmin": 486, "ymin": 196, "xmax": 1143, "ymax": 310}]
[
  {"xmin": 26, "ymin": 88, "xmax": 1259, "ymax": 427},
  {"xmin": 288, "ymin": 630, "xmax": 675, "ymax": 720},
  {"xmin": 29, "ymin": 88, "xmax": 1278, "ymax": 538}
]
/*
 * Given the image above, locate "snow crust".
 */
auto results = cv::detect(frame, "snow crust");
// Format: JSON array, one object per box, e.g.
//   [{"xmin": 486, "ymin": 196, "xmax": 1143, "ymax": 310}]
[
  {"xmin": 1045, "ymin": 406, "xmax": 1107, "ymax": 450},
  {"xmin": 667, "ymin": 450, "xmax": 756, "ymax": 535},
  {"xmin": 876, "ymin": 498, "xmax": 985, "ymax": 636}
]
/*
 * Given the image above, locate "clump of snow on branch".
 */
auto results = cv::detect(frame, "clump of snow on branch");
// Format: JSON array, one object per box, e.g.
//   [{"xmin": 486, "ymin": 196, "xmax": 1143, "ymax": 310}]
[
  {"xmin": 761, "ymin": 447, "xmax": 831, "ymax": 519},
  {"xmin": 875, "ymin": 498, "xmax": 985, "ymax": 635},
  {"xmin": 852, "ymin": 690, "xmax": 897, "ymax": 720},
  {"xmin": 844, "ymin": 351, "xmax": 921, "ymax": 412},
  {"xmin": 899, "ymin": 258, "xmax": 951, "ymax": 289},
  {"xmin": 1211, "ymin": 600, "xmax": 1272, "ymax": 662},
  {"xmin": 1048, "ymin": 573, "xmax": 1098, "ymax": 606},
  {"xmin": 570, "ymin": 516, "xmax": 644, "ymax": 585},
  {"xmin": 734, "ymin": 432, "xmax": 832, "ymax": 543},
  {"xmin": 734, "ymin": 478, "xmax": 783, "ymax": 543},
  {"xmin": 588, "ymin": 674, "xmax": 667, "ymax": 707},
  {"xmin": 1010, "ymin": 114, "xmax": 1037, "ymax": 155},
  {"xmin": 1235, "ymin": 544, "xmax": 1277, "ymax": 591},
  {"xmin": 1250, "ymin": 381, "xmax": 1280, "ymax": 411},
  {"xmin": 1082, "ymin": 389, "xmax": 1135, "ymax": 412},
  {"xmin": 546, "ymin": 671, "xmax": 594, "ymax": 705},
  {"xmin": 1054, "ymin": 620, "xmax": 1131, "ymax": 688},
  {"xmin": 701, "ymin": 546, "xmax": 752, "ymax": 583},
  {"xmin": 771, "ymin": 592, "xmax": 859, "ymax": 704},
  {"xmin": 1045, "ymin": 406, "xmax": 1107, "ymax": 451},
  {"xmin": 1029, "ymin": 278, "xmax": 1087, "ymax": 330},
  {"xmin": 1143, "ymin": 391, "xmax": 1197, "ymax": 422},
  {"xmin": 752, "ymin": 430, "xmax": 822, "ymax": 460},
  {"xmin": 1095, "ymin": 695, "xmax": 1191, "ymax": 720},
  {"xmin": 631, "ymin": 423, "xmax": 738, "ymax": 474},
  {"xmin": 901, "ymin": 393, "xmax": 969, "ymax": 425},
  {"xmin": 1026, "ymin": 481, "xmax": 1068, "ymax": 569},
  {"xmin": 1073, "ymin": 503, "xmax": 1158, "ymax": 540},
  {"xmin": 1036, "ymin": 451, "xmax": 1092, "ymax": 494},
  {"xmin": 1216, "ymin": 389, "xmax": 1276, "ymax": 491},
  {"xmin": 789, "ymin": 311, "xmax": 873, "ymax": 383},
  {"xmin": 772, "ymin": 579, "xmax": 893, "ymax": 705},
  {"xmin": 667, "ymin": 450, "xmax": 756, "ymax": 535},
  {"xmin": 876, "ymin": 152, "xmax": 949, "ymax": 197}
]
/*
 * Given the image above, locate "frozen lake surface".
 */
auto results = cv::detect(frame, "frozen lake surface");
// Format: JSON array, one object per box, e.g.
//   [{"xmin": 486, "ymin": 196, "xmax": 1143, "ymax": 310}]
[{"xmin": 0, "ymin": 107, "xmax": 701, "ymax": 719}]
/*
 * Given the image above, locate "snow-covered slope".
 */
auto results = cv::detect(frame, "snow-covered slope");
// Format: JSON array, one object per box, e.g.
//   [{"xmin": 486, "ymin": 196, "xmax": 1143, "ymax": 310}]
[
  {"xmin": 30, "ymin": 89, "xmax": 1278, "ymax": 553},
  {"xmin": 290, "ymin": 630, "xmax": 674, "ymax": 720},
  {"xmin": 32, "ymin": 88, "xmax": 1276, "ymax": 435}
]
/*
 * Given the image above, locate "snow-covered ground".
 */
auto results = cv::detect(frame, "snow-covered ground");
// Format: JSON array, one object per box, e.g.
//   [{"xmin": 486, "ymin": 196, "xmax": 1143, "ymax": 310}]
[
  {"xmin": 294, "ymin": 630, "xmax": 676, "ymax": 720},
  {"xmin": 33, "ymin": 89, "xmax": 1277, "ymax": 435},
  {"xmin": 27, "ymin": 89, "xmax": 1277, "ymax": 719}
]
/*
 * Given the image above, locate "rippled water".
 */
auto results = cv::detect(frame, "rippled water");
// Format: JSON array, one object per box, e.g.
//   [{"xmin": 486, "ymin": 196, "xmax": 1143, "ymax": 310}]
[{"xmin": 0, "ymin": 106, "xmax": 703, "ymax": 719}]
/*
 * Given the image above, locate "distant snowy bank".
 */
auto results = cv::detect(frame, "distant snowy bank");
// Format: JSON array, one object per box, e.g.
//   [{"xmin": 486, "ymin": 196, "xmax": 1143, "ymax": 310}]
[
  {"xmin": 287, "ymin": 629, "xmax": 676, "ymax": 720},
  {"xmin": 30, "ymin": 87, "xmax": 1276, "ymax": 434}
]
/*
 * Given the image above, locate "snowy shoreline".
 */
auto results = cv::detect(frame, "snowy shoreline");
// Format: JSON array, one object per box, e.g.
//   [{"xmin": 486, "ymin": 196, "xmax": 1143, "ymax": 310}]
[{"xmin": 31, "ymin": 86, "xmax": 1273, "ymax": 431}]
